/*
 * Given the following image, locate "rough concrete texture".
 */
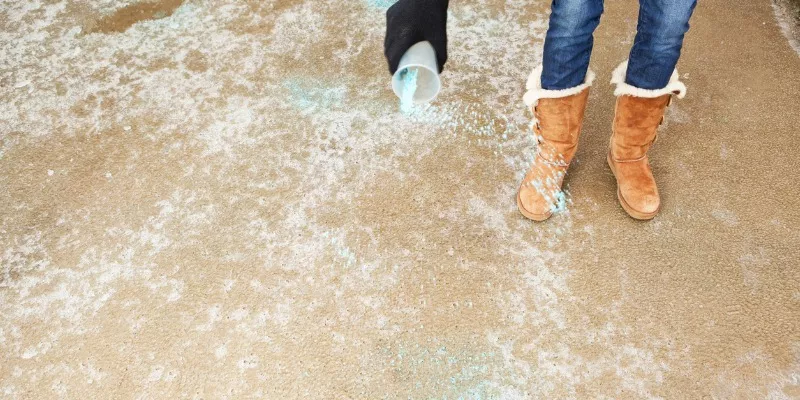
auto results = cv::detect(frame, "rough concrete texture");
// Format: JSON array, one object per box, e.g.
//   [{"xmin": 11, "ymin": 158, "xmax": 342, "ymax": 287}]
[{"xmin": 1, "ymin": 0, "xmax": 799, "ymax": 398}]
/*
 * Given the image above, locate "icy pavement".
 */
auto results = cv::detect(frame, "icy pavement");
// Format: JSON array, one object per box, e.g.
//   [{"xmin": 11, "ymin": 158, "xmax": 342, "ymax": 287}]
[{"xmin": 1, "ymin": 0, "xmax": 799, "ymax": 398}]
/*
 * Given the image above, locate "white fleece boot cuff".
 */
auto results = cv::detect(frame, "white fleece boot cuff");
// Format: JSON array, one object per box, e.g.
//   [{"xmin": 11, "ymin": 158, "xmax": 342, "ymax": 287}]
[
  {"xmin": 611, "ymin": 60, "xmax": 686, "ymax": 99},
  {"xmin": 523, "ymin": 65, "xmax": 595, "ymax": 108}
]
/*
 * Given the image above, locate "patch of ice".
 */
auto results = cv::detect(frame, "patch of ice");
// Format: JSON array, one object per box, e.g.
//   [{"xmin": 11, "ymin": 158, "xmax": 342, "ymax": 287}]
[
  {"xmin": 773, "ymin": 0, "xmax": 800, "ymax": 56},
  {"xmin": 215, "ymin": 344, "xmax": 228, "ymax": 359},
  {"xmin": 147, "ymin": 366, "xmax": 164, "ymax": 382},
  {"xmin": 712, "ymin": 208, "xmax": 739, "ymax": 227}
]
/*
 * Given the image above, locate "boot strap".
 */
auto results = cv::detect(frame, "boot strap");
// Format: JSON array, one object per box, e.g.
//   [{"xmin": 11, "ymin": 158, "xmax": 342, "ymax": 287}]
[
  {"xmin": 536, "ymin": 152, "xmax": 570, "ymax": 167},
  {"xmin": 610, "ymin": 153, "xmax": 648, "ymax": 163},
  {"xmin": 534, "ymin": 131, "xmax": 571, "ymax": 168}
]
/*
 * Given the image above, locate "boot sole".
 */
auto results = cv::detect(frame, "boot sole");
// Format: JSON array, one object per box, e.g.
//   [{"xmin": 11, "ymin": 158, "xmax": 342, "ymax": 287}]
[
  {"xmin": 516, "ymin": 190, "xmax": 552, "ymax": 222},
  {"xmin": 606, "ymin": 154, "xmax": 659, "ymax": 221}
]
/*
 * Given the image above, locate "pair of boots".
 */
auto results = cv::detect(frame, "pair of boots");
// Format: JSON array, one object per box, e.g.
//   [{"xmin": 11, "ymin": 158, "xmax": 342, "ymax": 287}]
[{"xmin": 517, "ymin": 60, "xmax": 687, "ymax": 221}]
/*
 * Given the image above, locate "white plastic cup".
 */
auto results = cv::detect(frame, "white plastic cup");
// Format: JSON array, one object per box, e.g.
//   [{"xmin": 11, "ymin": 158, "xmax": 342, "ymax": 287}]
[{"xmin": 391, "ymin": 41, "xmax": 442, "ymax": 104}]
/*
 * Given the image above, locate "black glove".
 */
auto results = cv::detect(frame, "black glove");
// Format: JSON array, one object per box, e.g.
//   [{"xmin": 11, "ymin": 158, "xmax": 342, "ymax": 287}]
[{"xmin": 384, "ymin": 0, "xmax": 449, "ymax": 75}]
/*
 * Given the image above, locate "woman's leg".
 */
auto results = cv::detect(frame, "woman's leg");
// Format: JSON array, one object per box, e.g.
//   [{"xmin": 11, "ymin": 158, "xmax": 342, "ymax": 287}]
[
  {"xmin": 518, "ymin": 0, "xmax": 601, "ymax": 221},
  {"xmin": 541, "ymin": 0, "xmax": 604, "ymax": 90},
  {"xmin": 626, "ymin": 0, "xmax": 698, "ymax": 89},
  {"xmin": 606, "ymin": 0, "xmax": 696, "ymax": 220}
]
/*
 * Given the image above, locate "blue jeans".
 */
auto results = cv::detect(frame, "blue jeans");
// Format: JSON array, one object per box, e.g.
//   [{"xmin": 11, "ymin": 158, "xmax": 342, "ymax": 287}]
[{"xmin": 541, "ymin": 0, "xmax": 697, "ymax": 90}]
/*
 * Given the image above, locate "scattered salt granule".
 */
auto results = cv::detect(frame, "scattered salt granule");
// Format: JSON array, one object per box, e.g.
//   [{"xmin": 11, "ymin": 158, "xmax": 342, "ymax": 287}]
[
  {"xmin": 399, "ymin": 67, "xmax": 419, "ymax": 114},
  {"xmin": 364, "ymin": 0, "xmax": 399, "ymax": 8},
  {"xmin": 47, "ymin": 170, "xmax": 54, "ymax": 176},
  {"xmin": 550, "ymin": 189, "xmax": 568, "ymax": 214}
]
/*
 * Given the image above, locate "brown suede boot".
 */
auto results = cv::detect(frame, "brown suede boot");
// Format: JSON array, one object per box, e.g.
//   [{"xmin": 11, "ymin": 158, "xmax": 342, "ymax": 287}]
[
  {"xmin": 607, "ymin": 61, "xmax": 687, "ymax": 220},
  {"xmin": 517, "ymin": 66, "xmax": 594, "ymax": 221}
]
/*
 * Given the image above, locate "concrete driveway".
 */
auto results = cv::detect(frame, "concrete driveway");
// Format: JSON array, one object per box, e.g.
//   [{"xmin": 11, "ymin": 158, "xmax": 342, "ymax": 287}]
[{"xmin": 1, "ymin": 0, "xmax": 798, "ymax": 398}]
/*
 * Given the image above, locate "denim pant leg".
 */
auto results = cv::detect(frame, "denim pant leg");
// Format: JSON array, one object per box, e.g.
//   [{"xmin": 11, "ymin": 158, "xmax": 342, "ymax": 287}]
[
  {"xmin": 626, "ymin": 0, "xmax": 698, "ymax": 89},
  {"xmin": 541, "ymin": 0, "xmax": 604, "ymax": 90}
]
